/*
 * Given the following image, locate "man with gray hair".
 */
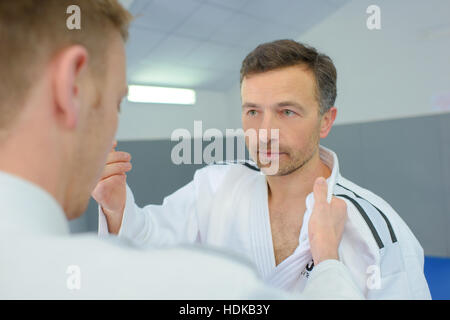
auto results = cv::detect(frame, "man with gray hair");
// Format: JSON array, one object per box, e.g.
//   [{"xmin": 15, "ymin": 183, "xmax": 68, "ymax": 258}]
[{"xmin": 95, "ymin": 39, "xmax": 430, "ymax": 299}]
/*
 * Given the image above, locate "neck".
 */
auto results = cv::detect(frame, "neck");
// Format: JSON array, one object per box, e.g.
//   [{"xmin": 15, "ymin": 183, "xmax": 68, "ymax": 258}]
[
  {"xmin": 266, "ymin": 146, "xmax": 331, "ymax": 205},
  {"xmin": 0, "ymin": 114, "xmax": 69, "ymax": 213}
]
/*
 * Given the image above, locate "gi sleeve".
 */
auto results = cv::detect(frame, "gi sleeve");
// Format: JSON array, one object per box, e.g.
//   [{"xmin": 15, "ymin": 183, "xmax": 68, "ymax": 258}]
[
  {"xmin": 336, "ymin": 196, "xmax": 432, "ymax": 299},
  {"xmin": 98, "ymin": 180, "xmax": 199, "ymax": 246},
  {"xmin": 98, "ymin": 164, "xmax": 231, "ymax": 247},
  {"xmin": 300, "ymin": 260, "xmax": 364, "ymax": 300}
]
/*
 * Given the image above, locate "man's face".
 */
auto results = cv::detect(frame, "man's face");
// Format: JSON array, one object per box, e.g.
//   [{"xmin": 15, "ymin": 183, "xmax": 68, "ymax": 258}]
[
  {"xmin": 241, "ymin": 65, "xmax": 323, "ymax": 176},
  {"xmin": 67, "ymin": 34, "xmax": 128, "ymax": 218}
]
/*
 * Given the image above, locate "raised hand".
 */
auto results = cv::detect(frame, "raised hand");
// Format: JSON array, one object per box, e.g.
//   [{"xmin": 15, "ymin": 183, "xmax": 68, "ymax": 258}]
[
  {"xmin": 308, "ymin": 177, "xmax": 348, "ymax": 265},
  {"xmin": 91, "ymin": 141, "xmax": 132, "ymax": 234}
]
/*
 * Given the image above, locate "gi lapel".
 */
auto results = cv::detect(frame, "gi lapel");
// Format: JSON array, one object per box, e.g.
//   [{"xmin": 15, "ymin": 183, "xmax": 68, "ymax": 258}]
[
  {"xmin": 264, "ymin": 198, "xmax": 313, "ymax": 291},
  {"xmin": 249, "ymin": 173, "xmax": 276, "ymax": 279}
]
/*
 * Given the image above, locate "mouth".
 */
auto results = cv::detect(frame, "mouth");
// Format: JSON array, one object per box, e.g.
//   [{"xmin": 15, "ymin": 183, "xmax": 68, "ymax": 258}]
[{"xmin": 258, "ymin": 151, "xmax": 286, "ymax": 160}]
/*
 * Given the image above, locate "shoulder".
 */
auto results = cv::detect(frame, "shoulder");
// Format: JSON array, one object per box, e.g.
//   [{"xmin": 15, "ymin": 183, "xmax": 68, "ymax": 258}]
[
  {"xmin": 334, "ymin": 176, "xmax": 426, "ymax": 280},
  {"xmin": 65, "ymin": 236, "xmax": 263, "ymax": 298},
  {"xmin": 193, "ymin": 160, "xmax": 261, "ymax": 193},
  {"xmin": 197, "ymin": 160, "xmax": 260, "ymax": 175},
  {"xmin": 9, "ymin": 234, "xmax": 263, "ymax": 299},
  {"xmin": 334, "ymin": 177, "xmax": 399, "ymax": 252},
  {"xmin": 334, "ymin": 176, "xmax": 431, "ymax": 299},
  {"xmin": 335, "ymin": 176, "xmax": 422, "ymax": 253}
]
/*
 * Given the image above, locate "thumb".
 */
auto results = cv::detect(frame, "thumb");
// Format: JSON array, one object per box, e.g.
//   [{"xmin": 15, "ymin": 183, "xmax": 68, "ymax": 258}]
[
  {"xmin": 111, "ymin": 140, "xmax": 118, "ymax": 152},
  {"xmin": 313, "ymin": 177, "xmax": 328, "ymax": 204}
]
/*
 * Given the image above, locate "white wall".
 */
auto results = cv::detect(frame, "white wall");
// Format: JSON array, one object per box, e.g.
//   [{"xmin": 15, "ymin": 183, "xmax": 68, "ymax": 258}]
[
  {"xmin": 298, "ymin": 0, "xmax": 450, "ymax": 124},
  {"xmin": 116, "ymin": 89, "xmax": 237, "ymax": 140},
  {"xmin": 227, "ymin": 0, "xmax": 450, "ymax": 127},
  {"xmin": 117, "ymin": 0, "xmax": 450, "ymax": 141}
]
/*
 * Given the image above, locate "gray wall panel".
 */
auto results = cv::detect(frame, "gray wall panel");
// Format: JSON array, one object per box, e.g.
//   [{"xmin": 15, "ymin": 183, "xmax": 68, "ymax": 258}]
[
  {"xmin": 70, "ymin": 113, "xmax": 450, "ymax": 257},
  {"xmin": 359, "ymin": 116, "xmax": 447, "ymax": 257},
  {"xmin": 121, "ymin": 139, "xmax": 203, "ymax": 207},
  {"xmin": 439, "ymin": 113, "xmax": 450, "ymax": 256},
  {"xmin": 322, "ymin": 122, "xmax": 365, "ymax": 187}
]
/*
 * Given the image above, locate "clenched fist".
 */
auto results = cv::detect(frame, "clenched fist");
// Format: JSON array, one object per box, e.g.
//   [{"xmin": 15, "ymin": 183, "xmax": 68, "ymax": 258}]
[
  {"xmin": 92, "ymin": 141, "xmax": 132, "ymax": 234},
  {"xmin": 308, "ymin": 177, "xmax": 348, "ymax": 266}
]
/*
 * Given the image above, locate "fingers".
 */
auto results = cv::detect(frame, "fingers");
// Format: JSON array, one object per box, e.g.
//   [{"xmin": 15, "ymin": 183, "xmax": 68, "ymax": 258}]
[
  {"xmin": 100, "ymin": 162, "xmax": 132, "ymax": 181},
  {"xmin": 331, "ymin": 197, "xmax": 348, "ymax": 219},
  {"xmin": 313, "ymin": 177, "xmax": 328, "ymax": 204},
  {"xmin": 331, "ymin": 197, "xmax": 347, "ymax": 211},
  {"xmin": 106, "ymin": 151, "xmax": 131, "ymax": 165},
  {"xmin": 100, "ymin": 172, "xmax": 127, "ymax": 185},
  {"xmin": 92, "ymin": 173, "xmax": 127, "ymax": 207}
]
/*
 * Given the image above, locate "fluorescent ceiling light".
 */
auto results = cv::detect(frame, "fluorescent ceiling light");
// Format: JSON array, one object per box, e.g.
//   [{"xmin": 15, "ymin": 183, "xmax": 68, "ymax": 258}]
[{"xmin": 127, "ymin": 85, "xmax": 196, "ymax": 105}]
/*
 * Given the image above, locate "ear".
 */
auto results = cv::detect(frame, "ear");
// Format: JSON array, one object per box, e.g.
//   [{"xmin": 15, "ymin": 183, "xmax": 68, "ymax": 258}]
[
  {"xmin": 52, "ymin": 45, "xmax": 89, "ymax": 130},
  {"xmin": 319, "ymin": 106, "xmax": 337, "ymax": 139}
]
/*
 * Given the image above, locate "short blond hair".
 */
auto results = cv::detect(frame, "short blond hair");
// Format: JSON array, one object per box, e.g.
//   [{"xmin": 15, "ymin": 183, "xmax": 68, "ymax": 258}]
[{"xmin": 0, "ymin": 0, "xmax": 133, "ymax": 129}]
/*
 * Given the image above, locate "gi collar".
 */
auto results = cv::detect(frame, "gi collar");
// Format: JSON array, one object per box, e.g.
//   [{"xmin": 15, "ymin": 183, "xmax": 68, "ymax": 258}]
[{"xmin": 0, "ymin": 170, "xmax": 70, "ymax": 236}]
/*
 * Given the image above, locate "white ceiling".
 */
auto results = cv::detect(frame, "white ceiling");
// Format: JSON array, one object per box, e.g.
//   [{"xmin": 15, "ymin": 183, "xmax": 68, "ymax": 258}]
[{"xmin": 121, "ymin": 0, "xmax": 348, "ymax": 91}]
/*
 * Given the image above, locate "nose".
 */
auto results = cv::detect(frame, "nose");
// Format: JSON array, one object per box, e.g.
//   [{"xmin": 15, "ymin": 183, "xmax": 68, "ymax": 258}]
[{"xmin": 258, "ymin": 111, "xmax": 279, "ymax": 146}]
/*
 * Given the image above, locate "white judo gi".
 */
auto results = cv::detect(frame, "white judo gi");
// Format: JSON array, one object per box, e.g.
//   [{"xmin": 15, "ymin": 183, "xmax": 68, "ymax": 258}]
[
  {"xmin": 98, "ymin": 145, "xmax": 431, "ymax": 299},
  {"xmin": 0, "ymin": 170, "xmax": 364, "ymax": 299}
]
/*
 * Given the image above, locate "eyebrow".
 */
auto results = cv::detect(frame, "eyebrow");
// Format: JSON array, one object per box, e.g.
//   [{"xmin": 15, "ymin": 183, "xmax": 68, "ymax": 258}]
[
  {"xmin": 242, "ymin": 101, "xmax": 306, "ymax": 113},
  {"xmin": 276, "ymin": 101, "xmax": 306, "ymax": 113},
  {"xmin": 242, "ymin": 102, "xmax": 259, "ymax": 109}
]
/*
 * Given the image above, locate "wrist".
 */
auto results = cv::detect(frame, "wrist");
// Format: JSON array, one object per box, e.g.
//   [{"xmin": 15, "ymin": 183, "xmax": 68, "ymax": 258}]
[
  {"xmin": 314, "ymin": 250, "xmax": 339, "ymax": 265},
  {"xmin": 101, "ymin": 205, "xmax": 124, "ymax": 235},
  {"xmin": 101, "ymin": 203, "xmax": 124, "ymax": 217}
]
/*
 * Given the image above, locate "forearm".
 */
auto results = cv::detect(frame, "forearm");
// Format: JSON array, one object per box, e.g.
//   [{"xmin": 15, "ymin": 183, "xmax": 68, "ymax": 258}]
[
  {"xmin": 98, "ymin": 183, "xmax": 200, "ymax": 247},
  {"xmin": 102, "ymin": 206, "xmax": 124, "ymax": 234},
  {"xmin": 98, "ymin": 184, "xmax": 146, "ymax": 242}
]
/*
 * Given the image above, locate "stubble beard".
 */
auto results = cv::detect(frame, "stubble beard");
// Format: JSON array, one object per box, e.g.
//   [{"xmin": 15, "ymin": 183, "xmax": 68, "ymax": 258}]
[{"xmin": 257, "ymin": 130, "xmax": 320, "ymax": 177}]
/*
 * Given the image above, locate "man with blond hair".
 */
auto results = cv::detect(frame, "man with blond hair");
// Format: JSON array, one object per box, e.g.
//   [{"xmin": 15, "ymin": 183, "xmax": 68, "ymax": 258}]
[{"xmin": 0, "ymin": 0, "xmax": 362, "ymax": 299}]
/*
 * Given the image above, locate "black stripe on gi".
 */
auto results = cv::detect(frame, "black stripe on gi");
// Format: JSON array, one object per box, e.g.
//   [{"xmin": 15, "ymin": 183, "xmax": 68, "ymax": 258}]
[
  {"xmin": 336, "ymin": 183, "xmax": 398, "ymax": 244},
  {"xmin": 335, "ymin": 193, "xmax": 385, "ymax": 249},
  {"xmin": 213, "ymin": 160, "xmax": 260, "ymax": 172}
]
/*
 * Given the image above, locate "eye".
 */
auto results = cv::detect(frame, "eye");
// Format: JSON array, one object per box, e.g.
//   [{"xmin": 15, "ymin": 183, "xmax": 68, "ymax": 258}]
[
  {"xmin": 247, "ymin": 110, "xmax": 258, "ymax": 116},
  {"xmin": 282, "ymin": 109, "xmax": 295, "ymax": 117}
]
